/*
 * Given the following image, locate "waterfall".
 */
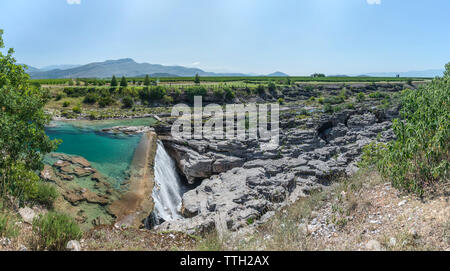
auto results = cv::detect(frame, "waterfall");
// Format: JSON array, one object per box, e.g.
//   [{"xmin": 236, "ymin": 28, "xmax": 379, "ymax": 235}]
[{"xmin": 151, "ymin": 141, "xmax": 185, "ymax": 224}]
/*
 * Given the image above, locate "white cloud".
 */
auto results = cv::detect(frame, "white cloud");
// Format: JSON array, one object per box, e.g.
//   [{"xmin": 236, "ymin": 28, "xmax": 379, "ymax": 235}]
[
  {"xmin": 191, "ymin": 62, "xmax": 201, "ymax": 66},
  {"xmin": 67, "ymin": 0, "xmax": 81, "ymax": 4},
  {"xmin": 367, "ymin": 0, "xmax": 381, "ymax": 4}
]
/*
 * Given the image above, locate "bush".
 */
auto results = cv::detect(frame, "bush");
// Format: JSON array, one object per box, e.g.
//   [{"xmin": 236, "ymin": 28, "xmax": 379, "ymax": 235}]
[
  {"xmin": 29, "ymin": 182, "xmax": 58, "ymax": 208},
  {"xmin": 361, "ymin": 63, "xmax": 450, "ymax": 195},
  {"xmin": 323, "ymin": 104, "xmax": 334, "ymax": 113},
  {"xmin": 268, "ymin": 82, "xmax": 276, "ymax": 92},
  {"xmin": 213, "ymin": 88, "xmax": 224, "ymax": 99},
  {"xmin": 277, "ymin": 98, "xmax": 285, "ymax": 105},
  {"xmin": 185, "ymin": 86, "xmax": 207, "ymax": 102},
  {"xmin": 224, "ymin": 87, "xmax": 235, "ymax": 100},
  {"xmin": 356, "ymin": 92, "xmax": 366, "ymax": 102},
  {"xmin": 98, "ymin": 96, "xmax": 114, "ymax": 108},
  {"xmin": 0, "ymin": 212, "xmax": 19, "ymax": 238},
  {"xmin": 72, "ymin": 106, "xmax": 81, "ymax": 114},
  {"xmin": 162, "ymin": 95, "xmax": 173, "ymax": 105},
  {"xmin": 62, "ymin": 101, "xmax": 70, "ymax": 107},
  {"xmin": 122, "ymin": 96, "xmax": 133, "ymax": 108},
  {"xmin": 83, "ymin": 93, "xmax": 98, "ymax": 104},
  {"xmin": 32, "ymin": 212, "xmax": 82, "ymax": 251}
]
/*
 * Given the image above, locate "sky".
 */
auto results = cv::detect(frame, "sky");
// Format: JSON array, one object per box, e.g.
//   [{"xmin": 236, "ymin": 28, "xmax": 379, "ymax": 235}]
[{"xmin": 0, "ymin": 0, "xmax": 449, "ymax": 75}]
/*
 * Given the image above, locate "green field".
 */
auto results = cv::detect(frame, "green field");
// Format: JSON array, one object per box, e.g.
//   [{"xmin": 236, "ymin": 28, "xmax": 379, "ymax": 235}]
[{"xmin": 31, "ymin": 75, "xmax": 430, "ymax": 86}]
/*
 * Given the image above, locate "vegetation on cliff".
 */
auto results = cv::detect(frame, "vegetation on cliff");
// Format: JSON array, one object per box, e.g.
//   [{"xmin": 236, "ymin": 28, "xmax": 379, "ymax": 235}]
[{"xmin": 362, "ymin": 63, "xmax": 449, "ymax": 195}]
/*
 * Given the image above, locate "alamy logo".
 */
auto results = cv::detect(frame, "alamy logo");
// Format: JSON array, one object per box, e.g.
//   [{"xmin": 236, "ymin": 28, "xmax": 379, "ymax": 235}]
[{"xmin": 171, "ymin": 96, "xmax": 280, "ymax": 151}]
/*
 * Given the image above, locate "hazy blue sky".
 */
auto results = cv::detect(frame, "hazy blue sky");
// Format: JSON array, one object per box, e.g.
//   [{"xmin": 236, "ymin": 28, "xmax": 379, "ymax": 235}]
[{"xmin": 1, "ymin": 0, "xmax": 449, "ymax": 75}]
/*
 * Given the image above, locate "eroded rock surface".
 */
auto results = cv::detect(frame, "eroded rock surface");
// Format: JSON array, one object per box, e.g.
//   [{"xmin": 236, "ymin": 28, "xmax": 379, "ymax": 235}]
[{"xmin": 156, "ymin": 106, "xmax": 398, "ymax": 234}]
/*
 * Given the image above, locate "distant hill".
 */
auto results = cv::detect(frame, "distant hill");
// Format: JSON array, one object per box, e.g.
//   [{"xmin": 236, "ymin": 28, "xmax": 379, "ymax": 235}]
[
  {"xmin": 27, "ymin": 58, "xmax": 253, "ymax": 79},
  {"xmin": 26, "ymin": 58, "xmax": 291, "ymax": 79},
  {"xmin": 40, "ymin": 64, "xmax": 81, "ymax": 71},
  {"xmin": 267, "ymin": 71, "xmax": 289, "ymax": 77}
]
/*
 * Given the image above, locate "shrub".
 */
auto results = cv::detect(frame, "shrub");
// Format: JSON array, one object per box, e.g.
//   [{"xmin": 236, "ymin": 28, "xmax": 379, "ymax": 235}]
[
  {"xmin": 277, "ymin": 98, "xmax": 285, "ymax": 105},
  {"xmin": 268, "ymin": 82, "xmax": 276, "ymax": 92},
  {"xmin": 72, "ymin": 106, "xmax": 81, "ymax": 114},
  {"xmin": 224, "ymin": 87, "xmax": 235, "ymax": 100},
  {"xmin": 83, "ymin": 93, "xmax": 98, "ymax": 104},
  {"xmin": 0, "ymin": 212, "xmax": 19, "ymax": 238},
  {"xmin": 356, "ymin": 92, "xmax": 366, "ymax": 102},
  {"xmin": 185, "ymin": 86, "xmax": 207, "ymax": 102},
  {"xmin": 122, "ymin": 96, "xmax": 133, "ymax": 108},
  {"xmin": 98, "ymin": 96, "xmax": 114, "ymax": 108},
  {"xmin": 62, "ymin": 101, "xmax": 70, "ymax": 107},
  {"xmin": 361, "ymin": 63, "xmax": 450, "ymax": 195},
  {"xmin": 323, "ymin": 104, "xmax": 334, "ymax": 113},
  {"xmin": 213, "ymin": 88, "xmax": 224, "ymax": 99},
  {"xmin": 161, "ymin": 95, "xmax": 173, "ymax": 105},
  {"xmin": 345, "ymin": 103, "xmax": 355, "ymax": 109},
  {"xmin": 32, "ymin": 212, "xmax": 82, "ymax": 251},
  {"xmin": 29, "ymin": 182, "xmax": 58, "ymax": 208}
]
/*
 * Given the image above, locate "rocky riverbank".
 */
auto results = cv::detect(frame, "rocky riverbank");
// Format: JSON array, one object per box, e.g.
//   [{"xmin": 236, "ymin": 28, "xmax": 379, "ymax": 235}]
[{"xmin": 152, "ymin": 82, "xmax": 410, "ymax": 235}]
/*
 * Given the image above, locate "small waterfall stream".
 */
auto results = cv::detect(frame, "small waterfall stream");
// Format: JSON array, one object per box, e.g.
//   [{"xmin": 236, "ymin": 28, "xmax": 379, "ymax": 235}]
[{"xmin": 150, "ymin": 141, "xmax": 185, "ymax": 225}]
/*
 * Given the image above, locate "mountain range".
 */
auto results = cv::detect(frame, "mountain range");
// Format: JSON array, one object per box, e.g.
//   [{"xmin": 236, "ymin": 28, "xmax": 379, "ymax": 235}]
[{"xmin": 26, "ymin": 58, "xmax": 289, "ymax": 79}]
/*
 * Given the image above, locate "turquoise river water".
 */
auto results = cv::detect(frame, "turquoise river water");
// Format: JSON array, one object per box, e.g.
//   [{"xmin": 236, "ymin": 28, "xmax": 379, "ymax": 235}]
[{"xmin": 45, "ymin": 118, "xmax": 157, "ymax": 187}]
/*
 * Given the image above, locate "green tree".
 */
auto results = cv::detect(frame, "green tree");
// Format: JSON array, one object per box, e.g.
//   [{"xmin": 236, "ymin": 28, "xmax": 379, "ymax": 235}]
[
  {"xmin": 0, "ymin": 30, "xmax": 59, "ymax": 205},
  {"xmin": 111, "ymin": 75, "xmax": 118, "ymax": 87},
  {"xmin": 122, "ymin": 96, "xmax": 133, "ymax": 108},
  {"xmin": 144, "ymin": 75, "xmax": 151, "ymax": 86},
  {"xmin": 120, "ymin": 76, "xmax": 128, "ymax": 87},
  {"xmin": 194, "ymin": 73, "xmax": 200, "ymax": 84}
]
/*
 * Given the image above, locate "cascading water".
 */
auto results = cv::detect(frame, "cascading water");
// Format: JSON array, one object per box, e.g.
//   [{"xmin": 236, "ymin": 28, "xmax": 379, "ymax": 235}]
[{"xmin": 149, "ymin": 141, "xmax": 185, "ymax": 226}]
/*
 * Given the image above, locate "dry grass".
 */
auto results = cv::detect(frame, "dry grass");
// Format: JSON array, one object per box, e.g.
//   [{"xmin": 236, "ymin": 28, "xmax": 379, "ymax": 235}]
[{"xmin": 196, "ymin": 169, "xmax": 449, "ymax": 251}]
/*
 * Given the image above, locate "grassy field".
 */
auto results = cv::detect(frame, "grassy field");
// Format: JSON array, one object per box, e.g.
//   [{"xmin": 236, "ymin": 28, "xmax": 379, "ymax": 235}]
[{"xmin": 31, "ymin": 76, "xmax": 431, "ymax": 87}]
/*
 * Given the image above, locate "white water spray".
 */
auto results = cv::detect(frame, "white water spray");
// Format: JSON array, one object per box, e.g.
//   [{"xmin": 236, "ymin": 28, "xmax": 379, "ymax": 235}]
[{"xmin": 152, "ymin": 141, "xmax": 185, "ymax": 223}]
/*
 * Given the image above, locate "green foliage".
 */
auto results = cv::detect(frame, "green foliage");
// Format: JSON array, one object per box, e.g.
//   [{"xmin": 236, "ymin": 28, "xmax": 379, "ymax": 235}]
[
  {"xmin": 323, "ymin": 104, "xmax": 334, "ymax": 113},
  {"xmin": 122, "ymin": 96, "xmax": 133, "ymax": 108},
  {"xmin": 28, "ymin": 182, "xmax": 58, "ymax": 208},
  {"xmin": 139, "ymin": 86, "xmax": 167, "ymax": 102},
  {"xmin": 0, "ymin": 30, "xmax": 59, "ymax": 204},
  {"xmin": 72, "ymin": 106, "xmax": 81, "ymax": 114},
  {"xmin": 144, "ymin": 75, "xmax": 151, "ymax": 86},
  {"xmin": 268, "ymin": 82, "xmax": 276, "ymax": 92},
  {"xmin": 185, "ymin": 86, "xmax": 207, "ymax": 102},
  {"xmin": 32, "ymin": 212, "xmax": 82, "ymax": 251},
  {"xmin": 62, "ymin": 101, "xmax": 70, "ymax": 107},
  {"xmin": 194, "ymin": 73, "xmax": 200, "ymax": 84},
  {"xmin": 98, "ymin": 96, "xmax": 114, "ymax": 108},
  {"xmin": 213, "ymin": 88, "xmax": 224, "ymax": 99},
  {"xmin": 82, "ymin": 93, "xmax": 98, "ymax": 104},
  {"xmin": 120, "ymin": 76, "xmax": 128, "ymax": 87},
  {"xmin": 361, "ymin": 64, "xmax": 450, "ymax": 195},
  {"xmin": 111, "ymin": 75, "xmax": 118, "ymax": 87},
  {"xmin": 224, "ymin": 87, "xmax": 235, "ymax": 100},
  {"xmin": 368, "ymin": 91, "xmax": 387, "ymax": 99},
  {"xmin": 162, "ymin": 95, "xmax": 173, "ymax": 105},
  {"xmin": 277, "ymin": 98, "xmax": 285, "ymax": 105},
  {"xmin": 356, "ymin": 92, "xmax": 366, "ymax": 102},
  {"xmin": 0, "ymin": 211, "xmax": 19, "ymax": 238}
]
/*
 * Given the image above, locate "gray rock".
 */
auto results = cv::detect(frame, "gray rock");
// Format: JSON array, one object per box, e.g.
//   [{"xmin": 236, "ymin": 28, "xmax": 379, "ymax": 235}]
[
  {"xmin": 66, "ymin": 240, "xmax": 81, "ymax": 251},
  {"xmin": 366, "ymin": 240, "xmax": 382, "ymax": 251},
  {"xmin": 19, "ymin": 207, "xmax": 35, "ymax": 224}
]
